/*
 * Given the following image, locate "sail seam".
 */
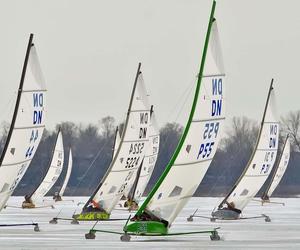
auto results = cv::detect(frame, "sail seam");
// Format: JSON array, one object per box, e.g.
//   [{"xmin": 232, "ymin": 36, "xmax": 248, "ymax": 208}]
[
  {"xmin": 2, "ymin": 158, "xmax": 32, "ymax": 167},
  {"xmin": 203, "ymin": 73, "xmax": 225, "ymax": 78},
  {"xmin": 192, "ymin": 117, "xmax": 225, "ymax": 123},
  {"xmin": 14, "ymin": 125, "xmax": 45, "ymax": 130},
  {"xmin": 174, "ymin": 158, "xmax": 212, "ymax": 166},
  {"xmin": 22, "ymin": 89, "xmax": 47, "ymax": 93}
]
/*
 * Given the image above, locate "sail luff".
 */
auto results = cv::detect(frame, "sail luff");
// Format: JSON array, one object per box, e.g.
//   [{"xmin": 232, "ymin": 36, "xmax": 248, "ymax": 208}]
[
  {"xmin": 136, "ymin": 0, "xmax": 217, "ymax": 216},
  {"xmin": 29, "ymin": 128, "xmax": 61, "ymax": 198},
  {"xmin": 0, "ymin": 34, "xmax": 34, "ymax": 166},
  {"xmin": 218, "ymin": 80, "xmax": 274, "ymax": 208},
  {"xmin": 82, "ymin": 63, "xmax": 142, "ymax": 210},
  {"xmin": 262, "ymin": 134, "xmax": 289, "ymax": 199}
]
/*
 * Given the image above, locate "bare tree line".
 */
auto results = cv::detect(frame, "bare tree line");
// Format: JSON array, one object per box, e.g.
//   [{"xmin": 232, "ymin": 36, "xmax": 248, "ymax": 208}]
[{"xmin": 0, "ymin": 111, "xmax": 299, "ymax": 197}]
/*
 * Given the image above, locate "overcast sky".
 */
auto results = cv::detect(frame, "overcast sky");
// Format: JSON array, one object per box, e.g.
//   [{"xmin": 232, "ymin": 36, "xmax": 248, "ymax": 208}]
[{"xmin": 0, "ymin": 0, "xmax": 299, "ymax": 131}]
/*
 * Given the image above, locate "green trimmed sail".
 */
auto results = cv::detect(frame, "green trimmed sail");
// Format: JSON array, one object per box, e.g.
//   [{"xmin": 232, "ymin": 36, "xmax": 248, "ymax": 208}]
[{"xmin": 125, "ymin": 0, "xmax": 225, "ymax": 233}]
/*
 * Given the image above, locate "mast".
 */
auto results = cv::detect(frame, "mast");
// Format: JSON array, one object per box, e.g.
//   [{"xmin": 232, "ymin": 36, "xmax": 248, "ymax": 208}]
[
  {"xmin": 261, "ymin": 134, "xmax": 289, "ymax": 200},
  {"xmin": 218, "ymin": 79, "xmax": 274, "ymax": 208},
  {"xmin": 29, "ymin": 128, "xmax": 61, "ymax": 198},
  {"xmin": 136, "ymin": 0, "xmax": 217, "ymax": 216},
  {"xmin": 82, "ymin": 63, "xmax": 142, "ymax": 209},
  {"xmin": 0, "ymin": 34, "xmax": 33, "ymax": 166}
]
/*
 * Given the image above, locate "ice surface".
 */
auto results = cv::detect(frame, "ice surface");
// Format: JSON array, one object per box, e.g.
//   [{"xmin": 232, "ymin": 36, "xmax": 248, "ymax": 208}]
[{"xmin": 0, "ymin": 196, "xmax": 299, "ymax": 249}]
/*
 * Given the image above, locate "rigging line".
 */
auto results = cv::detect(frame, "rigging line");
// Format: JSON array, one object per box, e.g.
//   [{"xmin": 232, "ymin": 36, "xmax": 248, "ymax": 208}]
[
  {"xmin": 166, "ymin": 77, "xmax": 196, "ymax": 123},
  {"xmin": 70, "ymin": 139, "xmax": 110, "ymax": 196},
  {"xmin": 158, "ymin": 77, "xmax": 195, "ymax": 151}
]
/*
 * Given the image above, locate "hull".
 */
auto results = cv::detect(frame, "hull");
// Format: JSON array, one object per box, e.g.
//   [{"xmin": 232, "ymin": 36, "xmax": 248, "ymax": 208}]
[
  {"xmin": 73, "ymin": 211, "xmax": 110, "ymax": 221},
  {"xmin": 211, "ymin": 209, "xmax": 240, "ymax": 220},
  {"xmin": 125, "ymin": 221, "xmax": 168, "ymax": 235}
]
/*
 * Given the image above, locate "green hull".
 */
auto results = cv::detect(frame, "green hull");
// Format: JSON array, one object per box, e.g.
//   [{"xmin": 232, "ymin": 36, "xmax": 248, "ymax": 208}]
[
  {"xmin": 73, "ymin": 211, "xmax": 110, "ymax": 221},
  {"xmin": 124, "ymin": 221, "xmax": 168, "ymax": 235}
]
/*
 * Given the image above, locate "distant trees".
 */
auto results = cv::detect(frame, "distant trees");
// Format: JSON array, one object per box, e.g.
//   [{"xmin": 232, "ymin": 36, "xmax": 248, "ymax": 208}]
[
  {"xmin": 281, "ymin": 110, "xmax": 300, "ymax": 151},
  {"xmin": 0, "ymin": 113, "xmax": 298, "ymax": 197}
]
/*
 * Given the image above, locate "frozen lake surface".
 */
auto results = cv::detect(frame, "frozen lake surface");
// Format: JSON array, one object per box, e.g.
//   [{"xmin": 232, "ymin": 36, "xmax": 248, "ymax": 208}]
[{"xmin": 0, "ymin": 197, "xmax": 299, "ymax": 249}]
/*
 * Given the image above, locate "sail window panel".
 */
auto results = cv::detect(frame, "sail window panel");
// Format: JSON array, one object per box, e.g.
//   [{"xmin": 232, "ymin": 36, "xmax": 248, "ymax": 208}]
[
  {"xmin": 240, "ymin": 189, "xmax": 249, "ymax": 196},
  {"xmin": 168, "ymin": 186, "xmax": 183, "ymax": 197}
]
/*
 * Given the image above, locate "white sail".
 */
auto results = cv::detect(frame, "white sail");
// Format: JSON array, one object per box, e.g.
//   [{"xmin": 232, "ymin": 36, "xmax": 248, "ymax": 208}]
[
  {"xmin": 219, "ymin": 84, "xmax": 279, "ymax": 212},
  {"xmin": 83, "ymin": 64, "xmax": 151, "ymax": 214},
  {"xmin": 0, "ymin": 35, "xmax": 46, "ymax": 210},
  {"xmin": 59, "ymin": 148, "xmax": 73, "ymax": 196},
  {"xmin": 265, "ymin": 136, "xmax": 290, "ymax": 198},
  {"xmin": 112, "ymin": 128, "xmax": 121, "ymax": 160},
  {"xmin": 30, "ymin": 130, "xmax": 64, "ymax": 203},
  {"xmin": 141, "ymin": 20, "xmax": 225, "ymax": 225},
  {"xmin": 131, "ymin": 112, "xmax": 160, "ymax": 204}
]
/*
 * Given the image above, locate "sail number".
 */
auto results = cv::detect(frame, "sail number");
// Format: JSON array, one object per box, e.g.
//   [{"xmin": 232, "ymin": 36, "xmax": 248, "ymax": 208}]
[
  {"xmin": 260, "ymin": 151, "xmax": 275, "ymax": 174},
  {"xmin": 125, "ymin": 156, "xmax": 140, "ymax": 169},
  {"xmin": 129, "ymin": 142, "xmax": 144, "ymax": 155},
  {"xmin": 197, "ymin": 122, "xmax": 220, "ymax": 159}
]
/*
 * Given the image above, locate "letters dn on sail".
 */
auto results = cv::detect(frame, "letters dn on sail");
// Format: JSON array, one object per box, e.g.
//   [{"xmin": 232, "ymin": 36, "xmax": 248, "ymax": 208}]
[
  {"xmin": 269, "ymin": 124, "xmax": 278, "ymax": 148},
  {"xmin": 212, "ymin": 78, "xmax": 222, "ymax": 117},
  {"xmin": 139, "ymin": 112, "xmax": 149, "ymax": 139},
  {"xmin": 33, "ymin": 93, "xmax": 43, "ymax": 124}
]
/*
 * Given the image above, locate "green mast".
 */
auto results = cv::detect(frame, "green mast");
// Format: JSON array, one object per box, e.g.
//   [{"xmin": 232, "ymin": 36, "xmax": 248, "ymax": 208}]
[{"xmin": 136, "ymin": 0, "xmax": 217, "ymax": 216}]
